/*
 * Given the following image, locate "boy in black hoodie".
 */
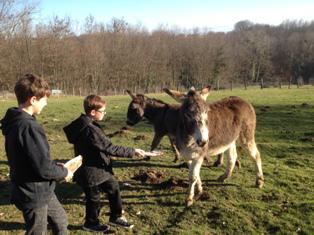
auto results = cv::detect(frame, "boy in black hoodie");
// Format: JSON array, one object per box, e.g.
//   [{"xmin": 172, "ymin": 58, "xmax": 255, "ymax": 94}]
[
  {"xmin": 0, "ymin": 74, "xmax": 73, "ymax": 235},
  {"xmin": 63, "ymin": 95, "xmax": 153, "ymax": 232}
]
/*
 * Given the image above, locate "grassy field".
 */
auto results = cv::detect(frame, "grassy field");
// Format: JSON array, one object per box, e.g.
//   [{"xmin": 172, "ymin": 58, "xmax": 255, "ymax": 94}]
[{"xmin": 0, "ymin": 86, "xmax": 313, "ymax": 234}]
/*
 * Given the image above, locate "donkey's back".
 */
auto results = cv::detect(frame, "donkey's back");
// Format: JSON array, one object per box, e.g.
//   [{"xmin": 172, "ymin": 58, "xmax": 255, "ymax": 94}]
[{"xmin": 206, "ymin": 96, "xmax": 256, "ymax": 152}]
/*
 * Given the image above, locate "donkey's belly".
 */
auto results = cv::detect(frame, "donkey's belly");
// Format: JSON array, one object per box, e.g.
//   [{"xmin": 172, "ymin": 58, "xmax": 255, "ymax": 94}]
[{"xmin": 208, "ymin": 143, "xmax": 234, "ymax": 156}]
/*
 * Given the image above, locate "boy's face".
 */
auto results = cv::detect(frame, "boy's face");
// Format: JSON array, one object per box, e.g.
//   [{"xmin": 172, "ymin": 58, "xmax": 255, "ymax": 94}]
[
  {"xmin": 90, "ymin": 106, "xmax": 106, "ymax": 121},
  {"xmin": 31, "ymin": 95, "xmax": 48, "ymax": 115}
]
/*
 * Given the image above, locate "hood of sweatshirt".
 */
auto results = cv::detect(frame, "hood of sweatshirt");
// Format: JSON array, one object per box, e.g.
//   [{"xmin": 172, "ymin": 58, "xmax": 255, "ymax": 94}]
[
  {"xmin": 1, "ymin": 108, "xmax": 35, "ymax": 135},
  {"xmin": 63, "ymin": 114, "xmax": 93, "ymax": 144}
]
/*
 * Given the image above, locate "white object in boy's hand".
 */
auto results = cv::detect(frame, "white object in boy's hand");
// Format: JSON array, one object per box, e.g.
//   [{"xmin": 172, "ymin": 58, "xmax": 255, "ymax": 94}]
[
  {"xmin": 64, "ymin": 169, "xmax": 73, "ymax": 182},
  {"xmin": 64, "ymin": 155, "xmax": 83, "ymax": 172},
  {"xmin": 63, "ymin": 155, "xmax": 83, "ymax": 182}
]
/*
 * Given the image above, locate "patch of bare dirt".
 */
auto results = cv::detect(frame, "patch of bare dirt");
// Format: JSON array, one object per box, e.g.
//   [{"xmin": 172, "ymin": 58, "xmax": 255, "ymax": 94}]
[
  {"xmin": 300, "ymin": 136, "xmax": 314, "ymax": 142},
  {"xmin": 158, "ymin": 176, "xmax": 189, "ymax": 189},
  {"xmin": 259, "ymin": 106, "xmax": 271, "ymax": 112},
  {"xmin": 121, "ymin": 126, "xmax": 133, "ymax": 131},
  {"xmin": 134, "ymin": 135, "xmax": 146, "ymax": 141},
  {"xmin": 0, "ymin": 174, "xmax": 7, "ymax": 181},
  {"xmin": 0, "ymin": 174, "xmax": 10, "ymax": 190},
  {"xmin": 132, "ymin": 169, "xmax": 166, "ymax": 184},
  {"xmin": 301, "ymin": 103, "xmax": 310, "ymax": 108},
  {"xmin": 107, "ymin": 126, "xmax": 132, "ymax": 138},
  {"xmin": 198, "ymin": 191, "xmax": 210, "ymax": 201}
]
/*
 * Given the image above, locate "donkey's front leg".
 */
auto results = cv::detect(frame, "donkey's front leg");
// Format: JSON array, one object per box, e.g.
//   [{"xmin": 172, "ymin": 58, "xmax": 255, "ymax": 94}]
[
  {"xmin": 147, "ymin": 134, "xmax": 163, "ymax": 160},
  {"xmin": 151, "ymin": 134, "xmax": 162, "ymax": 151},
  {"xmin": 186, "ymin": 158, "xmax": 203, "ymax": 207}
]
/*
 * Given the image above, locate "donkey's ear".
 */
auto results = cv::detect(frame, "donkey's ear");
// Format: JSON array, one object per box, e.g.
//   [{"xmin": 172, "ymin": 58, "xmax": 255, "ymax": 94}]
[
  {"xmin": 163, "ymin": 88, "xmax": 186, "ymax": 103},
  {"xmin": 200, "ymin": 85, "xmax": 211, "ymax": 101},
  {"xmin": 126, "ymin": 90, "xmax": 136, "ymax": 99}
]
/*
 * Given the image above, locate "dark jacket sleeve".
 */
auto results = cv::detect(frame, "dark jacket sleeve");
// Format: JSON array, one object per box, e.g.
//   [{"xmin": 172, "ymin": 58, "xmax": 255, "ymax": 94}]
[
  {"xmin": 88, "ymin": 127, "xmax": 135, "ymax": 158},
  {"xmin": 21, "ymin": 125, "xmax": 68, "ymax": 181}
]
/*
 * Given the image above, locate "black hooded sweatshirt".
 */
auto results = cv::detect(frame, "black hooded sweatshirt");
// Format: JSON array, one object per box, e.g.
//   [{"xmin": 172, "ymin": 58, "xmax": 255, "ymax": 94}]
[
  {"xmin": 0, "ymin": 108, "xmax": 68, "ymax": 209},
  {"xmin": 63, "ymin": 114, "xmax": 135, "ymax": 187}
]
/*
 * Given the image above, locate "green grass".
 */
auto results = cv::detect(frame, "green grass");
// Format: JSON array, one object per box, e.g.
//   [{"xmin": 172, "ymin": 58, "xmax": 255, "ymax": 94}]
[{"xmin": 0, "ymin": 86, "xmax": 314, "ymax": 234}]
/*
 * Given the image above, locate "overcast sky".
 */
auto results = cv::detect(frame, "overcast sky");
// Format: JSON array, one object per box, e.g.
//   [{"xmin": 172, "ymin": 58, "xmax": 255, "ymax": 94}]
[{"xmin": 38, "ymin": 0, "xmax": 314, "ymax": 32}]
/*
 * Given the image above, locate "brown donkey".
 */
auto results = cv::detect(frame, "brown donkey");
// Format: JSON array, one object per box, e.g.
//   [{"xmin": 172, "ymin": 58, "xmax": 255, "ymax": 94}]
[
  {"xmin": 163, "ymin": 88, "xmax": 241, "ymax": 168},
  {"xmin": 165, "ymin": 86, "xmax": 264, "ymax": 206}
]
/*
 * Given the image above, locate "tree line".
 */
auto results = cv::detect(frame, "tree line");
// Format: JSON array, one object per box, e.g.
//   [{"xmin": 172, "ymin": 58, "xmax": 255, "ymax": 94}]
[{"xmin": 1, "ymin": 0, "xmax": 314, "ymax": 95}]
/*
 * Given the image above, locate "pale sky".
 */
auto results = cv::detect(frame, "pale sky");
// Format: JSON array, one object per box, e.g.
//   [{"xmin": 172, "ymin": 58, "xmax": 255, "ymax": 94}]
[{"xmin": 38, "ymin": 0, "xmax": 314, "ymax": 32}]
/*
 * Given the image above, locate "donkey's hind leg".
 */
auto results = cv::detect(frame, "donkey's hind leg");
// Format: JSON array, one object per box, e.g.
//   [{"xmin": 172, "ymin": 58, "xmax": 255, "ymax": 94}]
[
  {"xmin": 213, "ymin": 153, "xmax": 224, "ymax": 167},
  {"xmin": 247, "ymin": 141, "xmax": 264, "ymax": 188},
  {"xmin": 168, "ymin": 136, "xmax": 181, "ymax": 162},
  {"xmin": 217, "ymin": 142, "xmax": 237, "ymax": 182},
  {"xmin": 213, "ymin": 152, "xmax": 241, "ymax": 168}
]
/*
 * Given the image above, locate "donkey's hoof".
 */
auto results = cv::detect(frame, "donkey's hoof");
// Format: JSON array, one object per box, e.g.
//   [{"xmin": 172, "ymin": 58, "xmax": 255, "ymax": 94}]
[
  {"xmin": 256, "ymin": 178, "xmax": 264, "ymax": 188},
  {"xmin": 177, "ymin": 162, "xmax": 189, "ymax": 168},
  {"xmin": 194, "ymin": 192, "xmax": 203, "ymax": 201},
  {"xmin": 217, "ymin": 175, "xmax": 227, "ymax": 182},
  {"xmin": 185, "ymin": 198, "xmax": 194, "ymax": 207},
  {"xmin": 235, "ymin": 160, "xmax": 241, "ymax": 169},
  {"xmin": 213, "ymin": 160, "xmax": 223, "ymax": 167}
]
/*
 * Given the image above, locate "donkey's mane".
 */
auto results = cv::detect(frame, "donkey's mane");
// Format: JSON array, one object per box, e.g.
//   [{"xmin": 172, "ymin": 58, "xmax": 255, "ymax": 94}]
[{"xmin": 144, "ymin": 96, "xmax": 169, "ymax": 106}]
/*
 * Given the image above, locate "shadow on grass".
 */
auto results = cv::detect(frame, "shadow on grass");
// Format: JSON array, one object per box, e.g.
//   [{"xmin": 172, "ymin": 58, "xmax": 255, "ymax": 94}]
[
  {"xmin": 0, "ymin": 160, "xmax": 8, "ymax": 165},
  {"xmin": 113, "ymin": 159, "xmax": 189, "ymax": 169},
  {"xmin": 123, "ymin": 191, "xmax": 184, "ymax": 199},
  {"xmin": 0, "ymin": 221, "xmax": 24, "ymax": 230},
  {"xmin": 159, "ymin": 206, "xmax": 193, "ymax": 233},
  {"xmin": 67, "ymin": 224, "xmax": 84, "ymax": 231},
  {"xmin": 202, "ymin": 180, "xmax": 239, "ymax": 188},
  {"xmin": 0, "ymin": 222, "xmax": 110, "ymax": 233}
]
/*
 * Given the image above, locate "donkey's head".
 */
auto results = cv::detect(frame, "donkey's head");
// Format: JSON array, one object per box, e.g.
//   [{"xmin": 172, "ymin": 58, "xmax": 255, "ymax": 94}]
[
  {"xmin": 126, "ymin": 90, "xmax": 146, "ymax": 126},
  {"xmin": 166, "ymin": 86, "xmax": 211, "ymax": 148}
]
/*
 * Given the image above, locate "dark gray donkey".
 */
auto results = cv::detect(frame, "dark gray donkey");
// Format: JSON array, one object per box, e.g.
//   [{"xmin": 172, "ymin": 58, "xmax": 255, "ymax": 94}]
[{"xmin": 126, "ymin": 90, "xmax": 182, "ymax": 162}]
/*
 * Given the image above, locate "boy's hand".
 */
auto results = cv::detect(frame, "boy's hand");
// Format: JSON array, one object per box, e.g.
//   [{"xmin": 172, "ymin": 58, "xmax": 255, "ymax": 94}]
[
  {"xmin": 64, "ymin": 169, "xmax": 74, "ymax": 182},
  {"xmin": 134, "ymin": 149, "xmax": 146, "ymax": 157},
  {"xmin": 134, "ymin": 149, "xmax": 163, "ymax": 157}
]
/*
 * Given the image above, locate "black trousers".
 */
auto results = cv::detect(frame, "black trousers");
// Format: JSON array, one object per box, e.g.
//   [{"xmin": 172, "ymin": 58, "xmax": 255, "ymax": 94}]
[
  {"xmin": 21, "ymin": 193, "xmax": 68, "ymax": 235},
  {"xmin": 83, "ymin": 175, "xmax": 122, "ymax": 226}
]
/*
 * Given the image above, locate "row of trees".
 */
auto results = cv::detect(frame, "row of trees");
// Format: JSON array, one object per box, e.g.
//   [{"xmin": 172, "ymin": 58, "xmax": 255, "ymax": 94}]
[{"xmin": 1, "ymin": 0, "xmax": 314, "ymax": 95}]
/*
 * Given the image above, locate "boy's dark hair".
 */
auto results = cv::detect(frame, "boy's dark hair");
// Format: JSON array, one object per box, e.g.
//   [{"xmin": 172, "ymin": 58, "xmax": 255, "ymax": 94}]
[
  {"xmin": 84, "ymin": 95, "xmax": 106, "ymax": 114},
  {"xmin": 14, "ymin": 74, "xmax": 51, "ymax": 105}
]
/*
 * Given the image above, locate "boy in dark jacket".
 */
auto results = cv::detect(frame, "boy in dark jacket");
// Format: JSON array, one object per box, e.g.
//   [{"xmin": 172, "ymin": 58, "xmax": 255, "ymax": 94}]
[
  {"xmin": 63, "ymin": 95, "xmax": 151, "ymax": 232},
  {"xmin": 0, "ymin": 74, "xmax": 73, "ymax": 235}
]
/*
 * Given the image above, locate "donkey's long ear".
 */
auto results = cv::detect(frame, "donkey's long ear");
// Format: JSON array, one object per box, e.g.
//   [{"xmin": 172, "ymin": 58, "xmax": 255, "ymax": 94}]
[
  {"xmin": 126, "ymin": 90, "xmax": 136, "ymax": 99},
  {"xmin": 163, "ymin": 88, "xmax": 186, "ymax": 103},
  {"xmin": 200, "ymin": 85, "xmax": 211, "ymax": 101}
]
